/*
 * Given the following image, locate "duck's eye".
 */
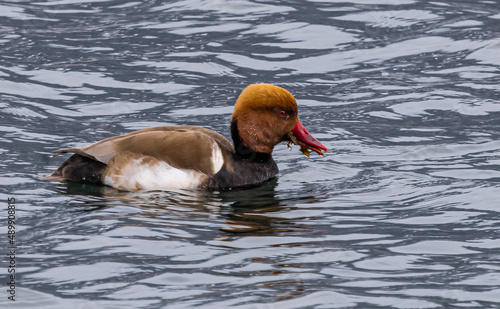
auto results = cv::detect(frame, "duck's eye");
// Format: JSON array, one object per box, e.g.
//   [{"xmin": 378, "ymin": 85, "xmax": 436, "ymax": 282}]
[{"xmin": 279, "ymin": 110, "xmax": 286, "ymax": 117}]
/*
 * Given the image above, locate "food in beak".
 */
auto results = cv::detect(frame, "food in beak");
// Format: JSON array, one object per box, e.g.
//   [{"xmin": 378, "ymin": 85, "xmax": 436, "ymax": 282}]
[{"xmin": 287, "ymin": 121, "xmax": 328, "ymax": 157}]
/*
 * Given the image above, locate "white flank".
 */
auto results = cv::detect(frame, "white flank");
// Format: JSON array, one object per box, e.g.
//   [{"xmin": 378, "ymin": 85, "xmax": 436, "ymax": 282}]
[
  {"xmin": 211, "ymin": 141, "xmax": 224, "ymax": 173},
  {"xmin": 104, "ymin": 159, "xmax": 204, "ymax": 191}
]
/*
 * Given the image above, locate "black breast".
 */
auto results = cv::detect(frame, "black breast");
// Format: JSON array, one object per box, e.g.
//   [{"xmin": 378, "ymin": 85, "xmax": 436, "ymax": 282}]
[
  {"xmin": 205, "ymin": 154, "xmax": 279, "ymax": 191},
  {"xmin": 205, "ymin": 118, "xmax": 279, "ymax": 190}
]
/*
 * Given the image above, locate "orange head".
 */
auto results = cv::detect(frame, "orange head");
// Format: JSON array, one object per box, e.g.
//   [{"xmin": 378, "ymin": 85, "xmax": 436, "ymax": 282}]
[{"xmin": 231, "ymin": 84, "xmax": 327, "ymax": 156}]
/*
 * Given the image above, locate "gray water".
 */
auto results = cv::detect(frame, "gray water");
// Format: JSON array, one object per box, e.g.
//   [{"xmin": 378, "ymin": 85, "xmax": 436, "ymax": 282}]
[{"xmin": 1, "ymin": 0, "xmax": 500, "ymax": 308}]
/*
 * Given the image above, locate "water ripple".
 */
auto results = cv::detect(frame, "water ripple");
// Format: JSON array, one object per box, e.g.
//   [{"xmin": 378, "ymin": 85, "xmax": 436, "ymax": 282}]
[{"xmin": 1, "ymin": 0, "xmax": 499, "ymax": 308}]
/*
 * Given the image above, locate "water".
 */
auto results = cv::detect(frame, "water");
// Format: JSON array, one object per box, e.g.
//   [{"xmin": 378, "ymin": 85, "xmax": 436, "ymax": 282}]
[{"xmin": 1, "ymin": 0, "xmax": 499, "ymax": 308}]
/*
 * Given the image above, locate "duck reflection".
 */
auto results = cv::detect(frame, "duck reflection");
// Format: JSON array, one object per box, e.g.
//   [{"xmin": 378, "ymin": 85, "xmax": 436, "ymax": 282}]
[
  {"xmin": 216, "ymin": 179, "xmax": 285, "ymax": 234},
  {"xmin": 53, "ymin": 178, "xmax": 295, "ymax": 235}
]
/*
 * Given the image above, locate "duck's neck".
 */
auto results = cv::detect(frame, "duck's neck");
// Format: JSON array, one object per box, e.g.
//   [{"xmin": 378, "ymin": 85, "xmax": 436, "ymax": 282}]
[{"xmin": 230, "ymin": 119, "xmax": 273, "ymax": 163}]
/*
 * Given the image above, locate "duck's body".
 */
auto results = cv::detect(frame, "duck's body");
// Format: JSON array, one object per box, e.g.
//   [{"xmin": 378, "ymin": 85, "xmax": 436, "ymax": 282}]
[
  {"xmin": 47, "ymin": 84, "xmax": 327, "ymax": 191},
  {"xmin": 49, "ymin": 125, "xmax": 279, "ymax": 191}
]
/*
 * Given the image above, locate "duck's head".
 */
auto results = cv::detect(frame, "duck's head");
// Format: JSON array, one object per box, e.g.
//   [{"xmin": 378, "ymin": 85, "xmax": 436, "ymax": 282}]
[{"xmin": 231, "ymin": 84, "xmax": 328, "ymax": 157}]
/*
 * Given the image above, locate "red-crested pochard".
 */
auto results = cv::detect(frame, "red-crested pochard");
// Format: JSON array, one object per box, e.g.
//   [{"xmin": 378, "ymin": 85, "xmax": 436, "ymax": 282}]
[{"xmin": 46, "ymin": 84, "xmax": 328, "ymax": 191}]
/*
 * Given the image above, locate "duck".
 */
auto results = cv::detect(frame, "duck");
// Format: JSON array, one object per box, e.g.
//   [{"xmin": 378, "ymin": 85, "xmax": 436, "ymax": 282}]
[{"xmin": 46, "ymin": 83, "xmax": 328, "ymax": 191}]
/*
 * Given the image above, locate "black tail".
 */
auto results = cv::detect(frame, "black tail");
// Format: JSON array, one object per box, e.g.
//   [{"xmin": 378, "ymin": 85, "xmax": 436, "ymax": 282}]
[{"xmin": 46, "ymin": 154, "xmax": 106, "ymax": 185}]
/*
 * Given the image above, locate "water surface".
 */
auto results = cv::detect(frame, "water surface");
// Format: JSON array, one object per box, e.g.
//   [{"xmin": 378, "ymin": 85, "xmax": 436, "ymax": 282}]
[{"xmin": 1, "ymin": 0, "xmax": 500, "ymax": 308}]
